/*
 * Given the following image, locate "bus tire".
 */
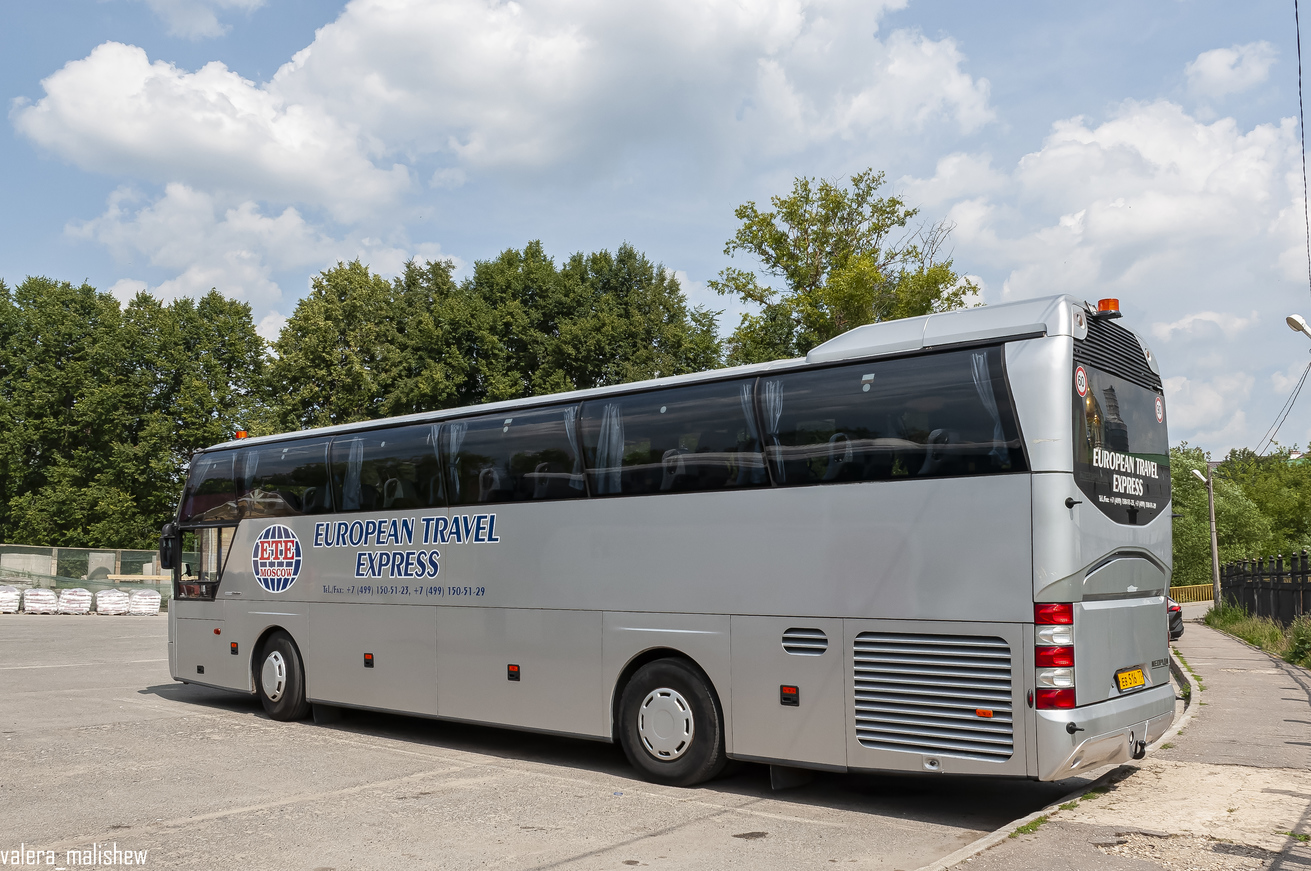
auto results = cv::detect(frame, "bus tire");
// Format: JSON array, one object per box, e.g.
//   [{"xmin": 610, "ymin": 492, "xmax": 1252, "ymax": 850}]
[
  {"xmin": 618, "ymin": 658, "xmax": 727, "ymax": 787},
  {"xmin": 256, "ymin": 631, "xmax": 310, "ymax": 721}
]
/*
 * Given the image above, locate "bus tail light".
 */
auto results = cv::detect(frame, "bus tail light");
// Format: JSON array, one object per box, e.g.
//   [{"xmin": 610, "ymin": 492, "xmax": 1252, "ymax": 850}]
[
  {"xmin": 1035, "ymin": 646, "xmax": 1074, "ymax": 668},
  {"xmin": 1035, "ymin": 603, "xmax": 1076, "ymax": 710},
  {"xmin": 1035, "ymin": 688, "xmax": 1076, "ymax": 709}
]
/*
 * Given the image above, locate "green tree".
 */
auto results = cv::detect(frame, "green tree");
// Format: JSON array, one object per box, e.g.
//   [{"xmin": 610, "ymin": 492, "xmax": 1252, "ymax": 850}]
[
  {"xmin": 710, "ymin": 168, "xmax": 975, "ymax": 364},
  {"xmin": 278, "ymin": 243, "xmax": 721, "ymax": 427},
  {"xmin": 0, "ymin": 278, "xmax": 265, "ymax": 548},
  {"xmin": 1170, "ymin": 445, "xmax": 1273, "ymax": 587},
  {"xmin": 269, "ymin": 260, "xmax": 402, "ymax": 429}
]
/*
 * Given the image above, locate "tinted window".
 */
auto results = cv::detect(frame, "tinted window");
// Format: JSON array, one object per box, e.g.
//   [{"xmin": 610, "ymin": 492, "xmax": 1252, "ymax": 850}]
[
  {"xmin": 446, "ymin": 406, "xmax": 585, "ymax": 505},
  {"xmin": 762, "ymin": 347, "xmax": 1025, "ymax": 485},
  {"xmin": 331, "ymin": 424, "xmax": 444, "ymax": 512},
  {"xmin": 1073, "ymin": 364, "xmax": 1169, "ymax": 525},
  {"xmin": 179, "ymin": 452, "xmax": 238, "ymax": 523},
  {"xmin": 236, "ymin": 439, "xmax": 333, "ymax": 517},
  {"xmin": 580, "ymin": 380, "xmax": 766, "ymax": 496}
]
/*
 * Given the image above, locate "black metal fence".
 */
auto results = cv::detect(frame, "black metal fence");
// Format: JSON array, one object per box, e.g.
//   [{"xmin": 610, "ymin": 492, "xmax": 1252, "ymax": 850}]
[{"xmin": 1220, "ymin": 553, "xmax": 1311, "ymax": 624}]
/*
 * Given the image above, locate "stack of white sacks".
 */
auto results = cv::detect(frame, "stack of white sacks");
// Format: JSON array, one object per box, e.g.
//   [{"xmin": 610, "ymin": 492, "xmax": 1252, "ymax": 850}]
[
  {"xmin": 0, "ymin": 585, "xmax": 19, "ymax": 613},
  {"xmin": 57, "ymin": 588, "xmax": 93, "ymax": 614},
  {"xmin": 127, "ymin": 589, "xmax": 162, "ymax": 616},
  {"xmin": 21, "ymin": 588, "xmax": 58, "ymax": 614},
  {"xmin": 94, "ymin": 589, "xmax": 130, "ymax": 614}
]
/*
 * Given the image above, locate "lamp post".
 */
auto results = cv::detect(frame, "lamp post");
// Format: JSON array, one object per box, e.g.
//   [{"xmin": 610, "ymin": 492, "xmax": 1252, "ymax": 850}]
[{"xmin": 1190, "ymin": 468, "xmax": 1220, "ymax": 606}]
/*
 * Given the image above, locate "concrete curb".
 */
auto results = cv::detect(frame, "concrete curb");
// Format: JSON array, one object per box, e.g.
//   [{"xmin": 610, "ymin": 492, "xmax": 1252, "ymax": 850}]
[
  {"xmin": 913, "ymin": 651, "xmax": 1196, "ymax": 871},
  {"xmin": 912, "ymin": 765, "xmax": 1133, "ymax": 871}
]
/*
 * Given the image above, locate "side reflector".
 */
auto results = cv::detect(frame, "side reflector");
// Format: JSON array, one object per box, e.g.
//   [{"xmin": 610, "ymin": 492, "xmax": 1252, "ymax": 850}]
[
  {"xmin": 1035, "ymin": 646, "xmax": 1075, "ymax": 668},
  {"xmin": 1035, "ymin": 688, "xmax": 1076, "ymax": 710},
  {"xmin": 1035, "ymin": 603, "xmax": 1073, "ymax": 625},
  {"xmin": 213, "ymin": 628, "xmax": 221, "ymax": 635},
  {"xmin": 780, "ymin": 685, "xmax": 799, "ymax": 706},
  {"xmin": 975, "ymin": 708, "xmax": 993, "ymax": 718},
  {"xmin": 507, "ymin": 664, "xmax": 520, "ymax": 681}
]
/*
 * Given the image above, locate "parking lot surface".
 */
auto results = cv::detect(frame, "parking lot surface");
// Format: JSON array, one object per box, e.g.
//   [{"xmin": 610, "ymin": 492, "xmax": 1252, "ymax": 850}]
[{"xmin": 2, "ymin": 615, "xmax": 1098, "ymax": 870}]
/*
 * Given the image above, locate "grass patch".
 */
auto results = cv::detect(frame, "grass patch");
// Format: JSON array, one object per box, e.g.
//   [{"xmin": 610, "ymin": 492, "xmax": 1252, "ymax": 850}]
[
  {"xmin": 1205, "ymin": 602, "xmax": 1311, "ymax": 669},
  {"xmin": 1010, "ymin": 815, "xmax": 1049, "ymax": 838},
  {"xmin": 1159, "ymin": 742, "xmax": 1175, "ymax": 750},
  {"xmin": 1283, "ymin": 832, "xmax": 1311, "ymax": 843},
  {"xmin": 1080, "ymin": 787, "xmax": 1108, "ymax": 801},
  {"xmin": 1058, "ymin": 801, "xmax": 1078, "ymax": 811},
  {"xmin": 1172, "ymin": 647, "xmax": 1206, "ymax": 691}
]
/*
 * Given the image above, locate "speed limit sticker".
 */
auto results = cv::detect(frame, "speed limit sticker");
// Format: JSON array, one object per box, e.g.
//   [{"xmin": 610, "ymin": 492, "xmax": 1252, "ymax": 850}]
[
  {"xmin": 1156, "ymin": 396, "xmax": 1164, "ymax": 422},
  {"xmin": 1075, "ymin": 365, "xmax": 1088, "ymax": 397}
]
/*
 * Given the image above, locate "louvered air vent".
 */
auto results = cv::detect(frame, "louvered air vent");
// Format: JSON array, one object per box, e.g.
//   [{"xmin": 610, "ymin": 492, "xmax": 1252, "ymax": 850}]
[
  {"xmin": 1075, "ymin": 316, "xmax": 1160, "ymax": 392},
  {"xmin": 782, "ymin": 628, "xmax": 828, "ymax": 655},
  {"xmin": 854, "ymin": 632, "xmax": 1013, "ymax": 762}
]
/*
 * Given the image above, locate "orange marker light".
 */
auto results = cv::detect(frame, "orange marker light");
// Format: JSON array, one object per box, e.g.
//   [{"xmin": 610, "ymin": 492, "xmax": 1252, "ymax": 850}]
[
  {"xmin": 975, "ymin": 708, "xmax": 994, "ymax": 718},
  {"xmin": 1097, "ymin": 298, "xmax": 1119, "ymax": 314},
  {"xmin": 234, "ymin": 430, "xmax": 249, "ymax": 439}
]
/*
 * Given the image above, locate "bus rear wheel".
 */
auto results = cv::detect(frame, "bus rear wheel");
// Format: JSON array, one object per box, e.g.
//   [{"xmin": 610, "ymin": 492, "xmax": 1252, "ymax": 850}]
[
  {"xmin": 618, "ymin": 658, "xmax": 726, "ymax": 786},
  {"xmin": 256, "ymin": 631, "xmax": 310, "ymax": 721}
]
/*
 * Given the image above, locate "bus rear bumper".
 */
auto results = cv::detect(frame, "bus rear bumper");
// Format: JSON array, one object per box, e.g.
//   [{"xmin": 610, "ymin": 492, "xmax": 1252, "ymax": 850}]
[{"xmin": 1036, "ymin": 683, "xmax": 1175, "ymax": 781}]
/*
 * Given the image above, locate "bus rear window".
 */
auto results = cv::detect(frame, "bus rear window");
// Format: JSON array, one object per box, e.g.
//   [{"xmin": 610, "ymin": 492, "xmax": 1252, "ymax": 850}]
[{"xmin": 1072, "ymin": 364, "xmax": 1169, "ymax": 525}]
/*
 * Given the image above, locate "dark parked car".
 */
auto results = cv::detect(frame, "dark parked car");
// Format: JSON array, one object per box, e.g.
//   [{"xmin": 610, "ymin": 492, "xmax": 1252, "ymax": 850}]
[{"xmin": 1167, "ymin": 596, "xmax": 1184, "ymax": 641}]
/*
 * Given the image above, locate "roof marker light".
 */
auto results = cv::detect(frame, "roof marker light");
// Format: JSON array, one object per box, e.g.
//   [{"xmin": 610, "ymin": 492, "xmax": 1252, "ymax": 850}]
[{"xmin": 1093, "ymin": 298, "xmax": 1122, "ymax": 319}]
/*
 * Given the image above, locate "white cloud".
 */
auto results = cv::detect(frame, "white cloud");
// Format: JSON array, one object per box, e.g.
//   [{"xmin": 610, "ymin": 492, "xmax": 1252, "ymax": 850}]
[
  {"xmin": 135, "ymin": 0, "xmax": 265, "ymax": 39},
  {"xmin": 1186, "ymin": 42, "xmax": 1277, "ymax": 100},
  {"xmin": 72, "ymin": 184, "xmax": 445, "ymax": 310},
  {"xmin": 1162, "ymin": 373, "xmax": 1254, "ymax": 443},
  {"xmin": 14, "ymin": 2, "xmax": 992, "ymax": 211},
  {"xmin": 899, "ymin": 152, "xmax": 1005, "ymax": 208},
  {"xmin": 108, "ymin": 278, "xmax": 149, "ymax": 306},
  {"xmin": 975, "ymin": 100, "xmax": 1300, "ymax": 302},
  {"xmin": 1151, "ymin": 310, "xmax": 1259, "ymax": 342},
  {"xmin": 256, "ymin": 311, "xmax": 287, "ymax": 341},
  {"xmin": 11, "ymin": 42, "xmax": 411, "ymax": 222}
]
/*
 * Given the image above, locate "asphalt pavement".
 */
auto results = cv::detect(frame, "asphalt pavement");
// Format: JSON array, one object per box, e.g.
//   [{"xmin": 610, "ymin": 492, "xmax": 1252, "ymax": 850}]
[{"xmin": 0, "ymin": 614, "xmax": 1097, "ymax": 871}]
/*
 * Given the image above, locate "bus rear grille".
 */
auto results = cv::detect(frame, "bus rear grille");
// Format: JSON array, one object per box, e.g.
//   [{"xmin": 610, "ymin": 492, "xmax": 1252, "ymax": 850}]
[
  {"xmin": 782, "ymin": 628, "xmax": 828, "ymax": 655},
  {"xmin": 853, "ymin": 632, "xmax": 1014, "ymax": 762},
  {"xmin": 1075, "ymin": 317, "xmax": 1161, "ymax": 391}
]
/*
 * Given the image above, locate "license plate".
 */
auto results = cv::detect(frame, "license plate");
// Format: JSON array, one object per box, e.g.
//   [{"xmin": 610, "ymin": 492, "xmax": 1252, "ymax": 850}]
[{"xmin": 1116, "ymin": 667, "xmax": 1146, "ymax": 692}]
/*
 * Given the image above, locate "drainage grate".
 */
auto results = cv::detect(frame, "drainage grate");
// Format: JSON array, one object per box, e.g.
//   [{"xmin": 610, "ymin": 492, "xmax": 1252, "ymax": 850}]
[
  {"xmin": 854, "ymin": 632, "xmax": 1014, "ymax": 762},
  {"xmin": 782, "ymin": 628, "xmax": 828, "ymax": 655}
]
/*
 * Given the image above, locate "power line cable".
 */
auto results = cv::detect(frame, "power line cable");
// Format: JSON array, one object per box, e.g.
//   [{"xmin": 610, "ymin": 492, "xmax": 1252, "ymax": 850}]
[
  {"xmin": 1257, "ymin": 359, "xmax": 1311, "ymax": 454},
  {"xmin": 1299, "ymin": 0, "xmax": 1311, "ymax": 300}
]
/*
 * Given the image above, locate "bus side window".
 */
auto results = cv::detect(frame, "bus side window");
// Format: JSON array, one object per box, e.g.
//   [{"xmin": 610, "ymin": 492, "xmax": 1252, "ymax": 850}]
[
  {"xmin": 330, "ymin": 423, "xmax": 445, "ymax": 512},
  {"xmin": 237, "ymin": 439, "xmax": 335, "ymax": 517},
  {"xmin": 446, "ymin": 406, "xmax": 585, "ymax": 506},
  {"xmin": 580, "ymin": 379, "xmax": 767, "ymax": 496},
  {"xmin": 762, "ymin": 347, "xmax": 1025, "ymax": 485}
]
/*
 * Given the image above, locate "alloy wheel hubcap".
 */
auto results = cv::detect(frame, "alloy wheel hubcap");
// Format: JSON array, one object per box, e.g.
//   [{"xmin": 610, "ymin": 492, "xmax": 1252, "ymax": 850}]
[
  {"xmin": 261, "ymin": 650, "xmax": 287, "ymax": 702},
  {"xmin": 637, "ymin": 687, "xmax": 694, "ymax": 760}
]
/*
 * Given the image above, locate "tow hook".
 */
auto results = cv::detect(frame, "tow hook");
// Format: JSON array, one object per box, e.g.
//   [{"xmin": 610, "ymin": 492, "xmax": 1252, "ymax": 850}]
[
  {"xmin": 1131, "ymin": 739, "xmax": 1147, "ymax": 759},
  {"xmin": 1066, "ymin": 722, "xmax": 1085, "ymax": 735}
]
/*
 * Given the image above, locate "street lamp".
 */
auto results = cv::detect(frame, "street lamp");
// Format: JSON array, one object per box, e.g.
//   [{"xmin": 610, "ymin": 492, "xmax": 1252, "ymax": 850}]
[
  {"xmin": 1288, "ymin": 313, "xmax": 1311, "ymax": 340},
  {"xmin": 1190, "ymin": 467, "xmax": 1220, "ymax": 606}
]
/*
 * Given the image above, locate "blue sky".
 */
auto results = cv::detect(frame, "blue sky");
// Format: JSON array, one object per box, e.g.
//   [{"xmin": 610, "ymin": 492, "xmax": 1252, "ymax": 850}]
[{"xmin": 1, "ymin": 0, "xmax": 1307, "ymax": 455}]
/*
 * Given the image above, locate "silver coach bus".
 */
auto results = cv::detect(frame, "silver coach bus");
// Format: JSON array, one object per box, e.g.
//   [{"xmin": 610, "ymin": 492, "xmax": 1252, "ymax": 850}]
[{"xmin": 161, "ymin": 294, "xmax": 1174, "ymax": 786}]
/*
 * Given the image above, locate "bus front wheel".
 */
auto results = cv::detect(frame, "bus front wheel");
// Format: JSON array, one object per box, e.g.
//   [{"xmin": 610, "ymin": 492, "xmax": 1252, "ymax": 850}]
[
  {"xmin": 256, "ymin": 631, "xmax": 310, "ymax": 721},
  {"xmin": 618, "ymin": 658, "xmax": 727, "ymax": 786}
]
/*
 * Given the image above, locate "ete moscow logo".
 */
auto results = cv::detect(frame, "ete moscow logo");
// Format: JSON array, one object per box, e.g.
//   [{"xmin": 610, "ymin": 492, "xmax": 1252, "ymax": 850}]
[{"xmin": 252, "ymin": 525, "xmax": 302, "ymax": 593}]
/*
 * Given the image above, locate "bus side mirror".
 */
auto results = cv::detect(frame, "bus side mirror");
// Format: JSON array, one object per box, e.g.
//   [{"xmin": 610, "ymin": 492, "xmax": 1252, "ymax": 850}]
[{"xmin": 159, "ymin": 522, "xmax": 179, "ymax": 570}]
